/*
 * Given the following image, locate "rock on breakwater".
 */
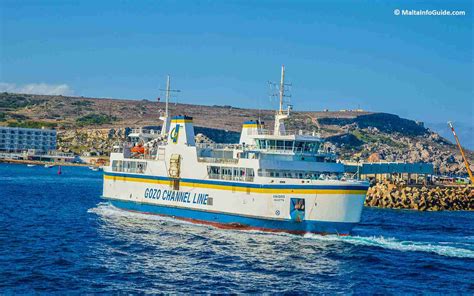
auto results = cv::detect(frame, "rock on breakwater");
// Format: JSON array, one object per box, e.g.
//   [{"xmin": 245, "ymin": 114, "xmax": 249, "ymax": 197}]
[{"xmin": 365, "ymin": 181, "xmax": 473, "ymax": 211}]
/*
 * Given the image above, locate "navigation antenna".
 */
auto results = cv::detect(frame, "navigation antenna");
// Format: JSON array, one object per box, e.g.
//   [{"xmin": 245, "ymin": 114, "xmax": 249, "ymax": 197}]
[
  {"xmin": 268, "ymin": 65, "xmax": 292, "ymax": 135},
  {"xmin": 159, "ymin": 75, "xmax": 181, "ymax": 117},
  {"xmin": 158, "ymin": 75, "xmax": 181, "ymax": 136},
  {"xmin": 268, "ymin": 65, "xmax": 292, "ymax": 115}
]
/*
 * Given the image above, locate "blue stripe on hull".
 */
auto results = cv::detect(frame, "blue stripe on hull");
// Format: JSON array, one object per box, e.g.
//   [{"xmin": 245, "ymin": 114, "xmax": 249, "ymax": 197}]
[
  {"xmin": 107, "ymin": 199, "xmax": 357, "ymax": 235},
  {"xmin": 104, "ymin": 172, "xmax": 369, "ymax": 191}
]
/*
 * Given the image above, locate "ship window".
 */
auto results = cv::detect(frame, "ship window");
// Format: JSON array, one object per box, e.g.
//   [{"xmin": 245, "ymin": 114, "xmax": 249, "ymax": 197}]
[
  {"xmin": 208, "ymin": 166, "xmax": 254, "ymax": 182},
  {"xmin": 111, "ymin": 160, "xmax": 146, "ymax": 174},
  {"xmin": 137, "ymin": 162, "xmax": 146, "ymax": 173},
  {"xmin": 276, "ymin": 140, "xmax": 284, "ymax": 150},
  {"xmin": 208, "ymin": 166, "xmax": 221, "ymax": 179},
  {"xmin": 295, "ymin": 141, "xmax": 304, "ymax": 152},
  {"xmin": 268, "ymin": 140, "xmax": 276, "ymax": 150},
  {"xmin": 222, "ymin": 167, "xmax": 232, "ymax": 180},
  {"xmin": 233, "ymin": 167, "xmax": 242, "ymax": 181},
  {"xmin": 246, "ymin": 168, "xmax": 254, "ymax": 178},
  {"xmin": 112, "ymin": 160, "xmax": 121, "ymax": 172},
  {"xmin": 130, "ymin": 161, "xmax": 137, "ymax": 171},
  {"xmin": 260, "ymin": 170, "xmax": 329, "ymax": 180}
]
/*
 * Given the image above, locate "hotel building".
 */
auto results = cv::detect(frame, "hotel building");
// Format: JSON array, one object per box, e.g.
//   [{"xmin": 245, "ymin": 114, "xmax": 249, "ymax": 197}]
[{"xmin": 0, "ymin": 127, "xmax": 57, "ymax": 153}]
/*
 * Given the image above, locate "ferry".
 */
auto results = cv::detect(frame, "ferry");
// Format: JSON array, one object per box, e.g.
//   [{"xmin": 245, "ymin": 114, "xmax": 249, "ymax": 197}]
[{"xmin": 102, "ymin": 66, "xmax": 369, "ymax": 235}]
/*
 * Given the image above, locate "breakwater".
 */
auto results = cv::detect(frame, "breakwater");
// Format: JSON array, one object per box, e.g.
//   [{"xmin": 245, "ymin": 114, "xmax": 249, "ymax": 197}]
[{"xmin": 365, "ymin": 181, "xmax": 473, "ymax": 211}]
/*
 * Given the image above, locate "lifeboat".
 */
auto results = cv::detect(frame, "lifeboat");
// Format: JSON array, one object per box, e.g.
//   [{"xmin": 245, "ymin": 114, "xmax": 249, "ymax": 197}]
[{"xmin": 131, "ymin": 145, "xmax": 145, "ymax": 154}]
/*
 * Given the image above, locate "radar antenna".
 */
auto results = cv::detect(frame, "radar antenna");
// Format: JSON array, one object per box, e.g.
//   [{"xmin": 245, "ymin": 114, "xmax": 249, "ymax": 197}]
[
  {"xmin": 158, "ymin": 75, "xmax": 181, "ymax": 136},
  {"xmin": 268, "ymin": 65, "xmax": 292, "ymax": 135},
  {"xmin": 268, "ymin": 65, "xmax": 292, "ymax": 114},
  {"xmin": 158, "ymin": 75, "xmax": 181, "ymax": 117}
]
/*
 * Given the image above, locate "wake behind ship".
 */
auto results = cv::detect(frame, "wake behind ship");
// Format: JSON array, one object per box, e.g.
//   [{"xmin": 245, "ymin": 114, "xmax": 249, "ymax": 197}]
[{"xmin": 102, "ymin": 67, "xmax": 369, "ymax": 235}]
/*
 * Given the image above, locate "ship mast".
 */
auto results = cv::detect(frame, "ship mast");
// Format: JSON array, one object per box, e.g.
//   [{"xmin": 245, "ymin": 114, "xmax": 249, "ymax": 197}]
[
  {"xmin": 165, "ymin": 75, "xmax": 171, "ymax": 117},
  {"xmin": 159, "ymin": 75, "xmax": 180, "ymax": 136},
  {"xmin": 273, "ymin": 65, "xmax": 291, "ymax": 135},
  {"xmin": 279, "ymin": 65, "xmax": 285, "ymax": 114}
]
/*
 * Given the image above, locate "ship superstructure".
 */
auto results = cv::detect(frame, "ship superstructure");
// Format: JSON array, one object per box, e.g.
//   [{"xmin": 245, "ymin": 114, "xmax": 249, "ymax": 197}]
[{"xmin": 102, "ymin": 67, "xmax": 369, "ymax": 235}]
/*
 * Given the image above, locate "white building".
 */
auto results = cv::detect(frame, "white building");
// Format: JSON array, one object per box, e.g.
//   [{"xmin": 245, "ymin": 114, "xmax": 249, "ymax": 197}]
[{"xmin": 0, "ymin": 127, "xmax": 57, "ymax": 153}]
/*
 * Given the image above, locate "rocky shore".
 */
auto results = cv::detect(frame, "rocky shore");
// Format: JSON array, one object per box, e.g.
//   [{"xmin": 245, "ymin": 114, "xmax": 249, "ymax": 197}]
[{"xmin": 365, "ymin": 181, "xmax": 473, "ymax": 211}]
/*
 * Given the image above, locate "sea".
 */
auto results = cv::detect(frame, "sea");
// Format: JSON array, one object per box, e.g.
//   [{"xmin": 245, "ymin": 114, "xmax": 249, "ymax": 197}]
[{"xmin": 1, "ymin": 163, "xmax": 473, "ymax": 294}]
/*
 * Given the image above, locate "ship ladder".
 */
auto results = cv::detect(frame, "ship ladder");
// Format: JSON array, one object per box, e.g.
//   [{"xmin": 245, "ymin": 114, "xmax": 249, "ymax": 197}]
[{"xmin": 168, "ymin": 154, "xmax": 181, "ymax": 190}]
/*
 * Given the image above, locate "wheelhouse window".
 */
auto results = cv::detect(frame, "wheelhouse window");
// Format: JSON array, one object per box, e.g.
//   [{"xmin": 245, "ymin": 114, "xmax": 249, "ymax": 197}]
[
  {"xmin": 258, "ymin": 169, "xmax": 339, "ymax": 180},
  {"xmin": 208, "ymin": 166, "xmax": 254, "ymax": 182},
  {"xmin": 256, "ymin": 139, "xmax": 319, "ymax": 153},
  {"xmin": 112, "ymin": 160, "xmax": 146, "ymax": 174}
]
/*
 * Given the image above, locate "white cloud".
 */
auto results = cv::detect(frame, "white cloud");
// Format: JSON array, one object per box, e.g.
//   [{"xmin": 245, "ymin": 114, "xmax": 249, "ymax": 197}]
[{"xmin": 0, "ymin": 82, "xmax": 74, "ymax": 96}]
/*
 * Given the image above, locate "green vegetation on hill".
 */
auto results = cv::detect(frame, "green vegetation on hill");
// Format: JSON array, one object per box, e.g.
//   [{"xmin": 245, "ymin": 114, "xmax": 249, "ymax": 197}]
[
  {"xmin": 71, "ymin": 100, "xmax": 93, "ymax": 107},
  {"xmin": 0, "ymin": 93, "xmax": 44, "ymax": 110},
  {"xmin": 8, "ymin": 113, "xmax": 29, "ymax": 121},
  {"xmin": 7, "ymin": 120, "xmax": 57, "ymax": 129},
  {"xmin": 0, "ymin": 112, "xmax": 29, "ymax": 123},
  {"xmin": 76, "ymin": 114, "xmax": 116, "ymax": 126},
  {"xmin": 319, "ymin": 113, "xmax": 428, "ymax": 136},
  {"xmin": 194, "ymin": 126, "xmax": 240, "ymax": 143},
  {"xmin": 325, "ymin": 133, "xmax": 363, "ymax": 149},
  {"xmin": 351, "ymin": 130, "xmax": 405, "ymax": 148}
]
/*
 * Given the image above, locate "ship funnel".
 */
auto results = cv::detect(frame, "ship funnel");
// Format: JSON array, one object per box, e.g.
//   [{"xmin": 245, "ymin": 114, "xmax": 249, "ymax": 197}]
[
  {"xmin": 168, "ymin": 115, "xmax": 196, "ymax": 146},
  {"xmin": 239, "ymin": 120, "xmax": 264, "ymax": 145}
]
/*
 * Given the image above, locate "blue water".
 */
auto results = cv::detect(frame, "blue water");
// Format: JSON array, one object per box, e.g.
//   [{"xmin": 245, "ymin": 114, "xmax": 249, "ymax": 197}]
[{"xmin": 1, "ymin": 163, "xmax": 473, "ymax": 294}]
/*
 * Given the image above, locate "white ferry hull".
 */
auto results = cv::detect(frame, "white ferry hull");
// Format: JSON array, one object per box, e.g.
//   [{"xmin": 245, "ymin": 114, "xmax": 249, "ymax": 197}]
[{"xmin": 103, "ymin": 171, "xmax": 368, "ymax": 235}]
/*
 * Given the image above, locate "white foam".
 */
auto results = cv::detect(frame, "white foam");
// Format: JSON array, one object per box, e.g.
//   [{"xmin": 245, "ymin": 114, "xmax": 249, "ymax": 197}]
[
  {"xmin": 304, "ymin": 233, "xmax": 474, "ymax": 259},
  {"xmin": 89, "ymin": 203, "xmax": 474, "ymax": 259},
  {"xmin": 88, "ymin": 202, "xmax": 198, "ymax": 226}
]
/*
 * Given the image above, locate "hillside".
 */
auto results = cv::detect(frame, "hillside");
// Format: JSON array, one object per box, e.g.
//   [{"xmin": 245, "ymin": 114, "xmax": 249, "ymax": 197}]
[{"xmin": 1, "ymin": 92, "xmax": 472, "ymax": 175}]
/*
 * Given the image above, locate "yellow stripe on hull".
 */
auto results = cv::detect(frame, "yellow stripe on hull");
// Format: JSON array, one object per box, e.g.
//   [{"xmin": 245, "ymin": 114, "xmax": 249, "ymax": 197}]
[{"xmin": 103, "ymin": 174, "xmax": 367, "ymax": 195}]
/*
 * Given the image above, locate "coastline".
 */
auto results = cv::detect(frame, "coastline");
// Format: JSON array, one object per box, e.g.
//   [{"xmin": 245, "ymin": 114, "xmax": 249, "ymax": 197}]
[
  {"xmin": 1, "ymin": 160, "xmax": 471, "ymax": 211},
  {"xmin": 0, "ymin": 158, "xmax": 91, "ymax": 167}
]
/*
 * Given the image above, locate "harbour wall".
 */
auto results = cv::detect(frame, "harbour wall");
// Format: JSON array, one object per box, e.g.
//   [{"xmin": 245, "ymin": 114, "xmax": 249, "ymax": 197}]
[{"xmin": 365, "ymin": 181, "xmax": 473, "ymax": 211}]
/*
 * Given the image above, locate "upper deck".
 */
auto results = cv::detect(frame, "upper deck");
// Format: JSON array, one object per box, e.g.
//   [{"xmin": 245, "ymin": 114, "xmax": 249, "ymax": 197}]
[{"xmin": 108, "ymin": 67, "xmax": 358, "ymax": 183}]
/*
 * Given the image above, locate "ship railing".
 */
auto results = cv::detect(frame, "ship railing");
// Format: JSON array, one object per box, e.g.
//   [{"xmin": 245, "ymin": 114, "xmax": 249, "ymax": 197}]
[
  {"xmin": 263, "ymin": 146, "xmax": 299, "ymax": 154},
  {"xmin": 196, "ymin": 143, "xmax": 256, "ymax": 150},
  {"xmin": 247, "ymin": 129, "xmax": 320, "ymax": 137},
  {"xmin": 197, "ymin": 157, "xmax": 239, "ymax": 164},
  {"xmin": 208, "ymin": 173, "xmax": 254, "ymax": 182},
  {"xmin": 255, "ymin": 146, "xmax": 330, "ymax": 156},
  {"xmin": 130, "ymin": 153, "xmax": 156, "ymax": 160},
  {"xmin": 195, "ymin": 143, "xmax": 334, "ymax": 157},
  {"xmin": 130, "ymin": 128, "xmax": 161, "ymax": 135}
]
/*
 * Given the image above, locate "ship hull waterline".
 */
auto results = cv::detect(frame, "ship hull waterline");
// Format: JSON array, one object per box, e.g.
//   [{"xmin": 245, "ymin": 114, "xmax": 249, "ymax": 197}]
[
  {"xmin": 102, "ymin": 172, "xmax": 368, "ymax": 236},
  {"xmin": 104, "ymin": 198, "xmax": 360, "ymax": 235}
]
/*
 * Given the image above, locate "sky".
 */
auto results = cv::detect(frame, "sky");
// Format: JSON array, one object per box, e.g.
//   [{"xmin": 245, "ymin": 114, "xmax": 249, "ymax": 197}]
[{"xmin": 0, "ymin": 0, "xmax": 472, "ymax": 133}]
